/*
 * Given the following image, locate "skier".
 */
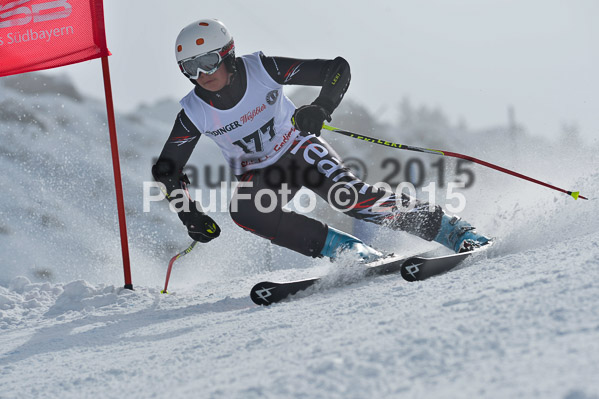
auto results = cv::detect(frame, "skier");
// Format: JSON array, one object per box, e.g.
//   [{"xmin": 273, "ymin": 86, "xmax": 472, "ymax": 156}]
[{"xmin": 152, "ymin": 18, "xmax": 490, "ymax": 262}]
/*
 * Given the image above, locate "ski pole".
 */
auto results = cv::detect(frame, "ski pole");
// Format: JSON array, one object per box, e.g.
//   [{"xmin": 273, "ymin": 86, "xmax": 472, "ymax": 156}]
[
  {"xmin": 322, "ymin": 124, "xmax": 588, "ymax": 200},
  {"xmin": 161, "ymin": 240, "xmax": 198, "ymax": 294}
]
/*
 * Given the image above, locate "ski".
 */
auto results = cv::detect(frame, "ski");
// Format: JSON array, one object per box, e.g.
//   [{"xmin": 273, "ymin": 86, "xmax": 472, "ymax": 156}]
[
  {"xmin": 250, "ymin": 254, "xmax": 409, "ymax": 306},
  {"xmin": 400, "ymin": 251, "xmax": 471, "ymax": 281},
  {"xmin": 401, "ymin": 242, "xmax": 492, "ymax": 281},
  {"xmin": 250, "ymin": 245, "xmax": 491, "ymax": 305},
  {"xmin": 250, "ymin": 278, "xmax": 319, "ymax": 306}
]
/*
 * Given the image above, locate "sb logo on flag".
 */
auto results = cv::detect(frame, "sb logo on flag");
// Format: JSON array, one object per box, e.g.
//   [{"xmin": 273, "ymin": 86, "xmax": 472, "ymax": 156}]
[{"xmin": 0, "ymin": 0, "xmax": 72, "ymax": 29}]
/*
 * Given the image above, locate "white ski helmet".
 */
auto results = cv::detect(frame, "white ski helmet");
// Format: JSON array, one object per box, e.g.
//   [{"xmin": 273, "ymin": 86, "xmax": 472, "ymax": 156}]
[{"xmin": 175, "ymin": 19, "xmax": 235, "ymax": 79}]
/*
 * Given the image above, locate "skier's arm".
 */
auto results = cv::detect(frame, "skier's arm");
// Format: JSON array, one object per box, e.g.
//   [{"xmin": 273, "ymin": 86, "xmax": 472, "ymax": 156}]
[
  {"xmin": 152, "ymin": 110, "xmax": 220, "ymax": 243},
  {"xmin": 260, "ymin": 54, "xmax": 351, "ymax": 115},
  {"xmin": 260, "ymin": 54, "xmax": 351, "ymax": 135},
  {"xmin": 152, "ymin": 109, "xmax": 201, "ymax": 198}
]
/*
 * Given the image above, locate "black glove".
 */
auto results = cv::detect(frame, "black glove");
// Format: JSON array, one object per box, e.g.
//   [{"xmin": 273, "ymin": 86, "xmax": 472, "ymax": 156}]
[
  {"xmin": 292, "ymin": 104, "xmax": 332, "ymax": 136},
  {"xmin": 178, "ymin": 203, "xmax": 221, "ymax": 243}
]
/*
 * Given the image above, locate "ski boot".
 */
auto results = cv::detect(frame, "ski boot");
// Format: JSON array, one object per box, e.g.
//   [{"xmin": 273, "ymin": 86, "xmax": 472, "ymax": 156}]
[
  {"xmin": 320, "ymin": 226, "xmax": 383, "ymax": 262},
  {"xmin": 434, "ymin": 213, "xmax": 491, "ymax": 253}
]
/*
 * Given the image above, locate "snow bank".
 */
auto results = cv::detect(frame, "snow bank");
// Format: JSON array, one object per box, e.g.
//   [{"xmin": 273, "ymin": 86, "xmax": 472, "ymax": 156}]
[
  {"xmin": 0, "ymin": 277, "xmax": 135, "ymax": 330},
  {"xmin": 1, "ymin": 232, "xmax": 598, "ymax": 399}
]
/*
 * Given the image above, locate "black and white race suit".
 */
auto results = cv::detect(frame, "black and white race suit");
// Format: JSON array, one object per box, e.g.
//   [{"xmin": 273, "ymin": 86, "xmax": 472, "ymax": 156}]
[{"xmin": 153, "ymin": 52, "xmax": 442, "ymax": 257}]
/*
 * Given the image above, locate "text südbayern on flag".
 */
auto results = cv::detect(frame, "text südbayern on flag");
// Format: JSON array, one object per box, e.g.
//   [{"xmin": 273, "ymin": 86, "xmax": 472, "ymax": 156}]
[{"xmin": 0, "ymin": 0, "xmax": 109, "ymax": 77}]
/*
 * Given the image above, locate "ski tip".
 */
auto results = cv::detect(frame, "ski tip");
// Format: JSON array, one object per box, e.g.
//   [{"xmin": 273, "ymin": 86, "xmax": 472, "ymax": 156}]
[
  {"xmin": 250, "ymin": 282, "xmax": 277, "ymax": 306},
  {"xmin": 400, "ymin": 258, "xmax": 425, "ymax": 282}
]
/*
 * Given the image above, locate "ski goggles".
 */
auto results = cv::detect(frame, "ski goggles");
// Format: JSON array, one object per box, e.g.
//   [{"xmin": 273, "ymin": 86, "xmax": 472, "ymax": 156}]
[{"xmin": 178, "ymin": 40, "xmax": 234, "ymax": 79}]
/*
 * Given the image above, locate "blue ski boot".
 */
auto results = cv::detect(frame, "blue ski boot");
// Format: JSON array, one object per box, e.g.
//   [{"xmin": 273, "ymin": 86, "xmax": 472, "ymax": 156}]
[
  {"xmin": 320, "ymin": 226, "xmax": 383, "ymax": 262},
  {"xmin": 434, "ymin": 213, "xmax": 491, "ymax": 253}
]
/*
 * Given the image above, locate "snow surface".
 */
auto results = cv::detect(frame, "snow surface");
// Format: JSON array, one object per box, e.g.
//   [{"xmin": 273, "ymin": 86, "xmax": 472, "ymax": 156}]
[{"xmin": 1, "ymin": 74, "xmax": 598, "ymax": 398}]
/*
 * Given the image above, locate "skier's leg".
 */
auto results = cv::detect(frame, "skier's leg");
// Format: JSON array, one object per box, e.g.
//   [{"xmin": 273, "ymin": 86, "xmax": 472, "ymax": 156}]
[
  {"xmin": 289, "ymin": 134, "xmax": 442, "ymax": 237},
  {"xmin": 229, "ymin": 154, "xmax": 380, "ymax": 261},
  {"xmin": 230, "ymin": 167, "xmax": 329, "ymax": 258},
  {"xmin": 289, "ymin": 134, "xmax": 489, "ymax": 253}
]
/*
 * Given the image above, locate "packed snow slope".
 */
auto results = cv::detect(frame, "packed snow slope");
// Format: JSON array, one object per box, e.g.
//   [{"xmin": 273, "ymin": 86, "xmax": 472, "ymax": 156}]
[{"xmin": 1, "ymin": 73, "xmax": 598, "ymax": 398}]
